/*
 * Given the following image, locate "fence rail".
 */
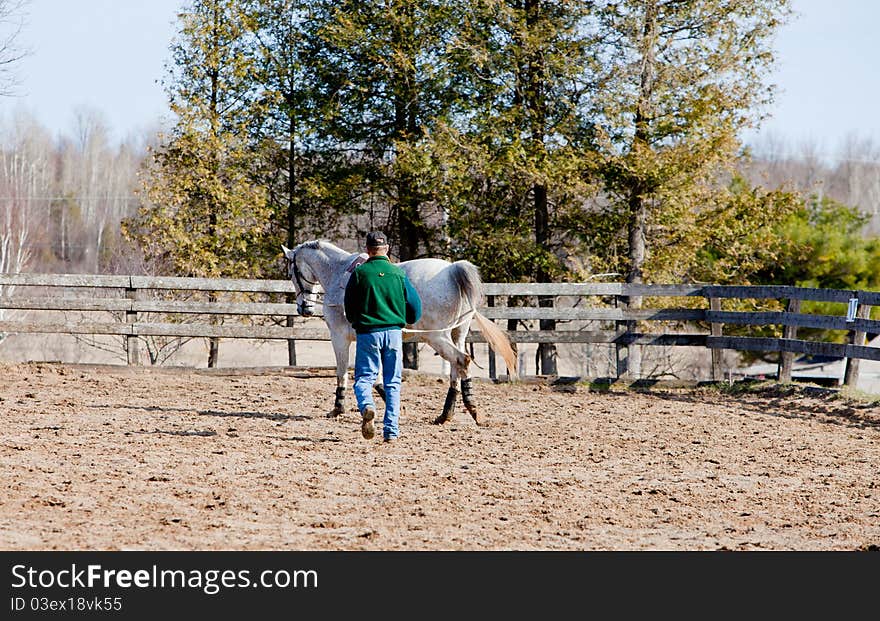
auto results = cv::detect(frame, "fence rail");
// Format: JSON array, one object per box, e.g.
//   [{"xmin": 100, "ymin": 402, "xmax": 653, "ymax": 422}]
[{"xmin": 0, "ymin": 273, "xmax": 876, "ymax": 386}]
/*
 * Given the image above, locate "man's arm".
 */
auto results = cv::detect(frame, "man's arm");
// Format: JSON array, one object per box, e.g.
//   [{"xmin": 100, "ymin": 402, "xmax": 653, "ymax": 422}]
[
  {"xmin": 344, "ymin": 272, "xmax": 360, "ymax": 325},
  {"xmin": 403, "ymin": 276, "xmax": 422, "ymax": 325}
]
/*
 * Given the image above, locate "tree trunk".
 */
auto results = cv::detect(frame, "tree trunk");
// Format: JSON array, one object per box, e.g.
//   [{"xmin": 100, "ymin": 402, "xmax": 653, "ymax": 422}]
[
  {"xmin": 535, "ymin": 184, "xmax": 556, "ymax": 375},
  {"xmin": 624, "ymin": 191, "xmax": 645, "ymax": 378},
  {"xmin": 628, "ymin": 0, "xmax": 657, "ymax": 289},
  {"xmin": 526, "ymin": 0, "xmax": 556, "ymax": 376},
  {"xmin": 286, "ymin": 93, "xmax": 298, "ymax": 366},
  {"xmin": 391, "ymin": 5, "xmax": 421, "ymax": 370},
  {"xmin": 621, "ymin": 0, "xmax": 659, "ymax": 379},
  {"xmin": 206, "ymin": 6, "xmax": 221, "ymax": 370}
]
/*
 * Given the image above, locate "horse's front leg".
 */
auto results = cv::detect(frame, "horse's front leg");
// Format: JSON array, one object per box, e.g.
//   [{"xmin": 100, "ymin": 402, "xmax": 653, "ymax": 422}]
[{"xmin": 329, "ymin": 331, "xmax": 350, "ymax": 418}]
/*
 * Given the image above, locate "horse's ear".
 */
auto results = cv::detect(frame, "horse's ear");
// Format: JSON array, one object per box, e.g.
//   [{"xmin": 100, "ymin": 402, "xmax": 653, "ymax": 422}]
[{"xmin": 281, "ymin": 245, "xmax": 293, "ymax": 259}]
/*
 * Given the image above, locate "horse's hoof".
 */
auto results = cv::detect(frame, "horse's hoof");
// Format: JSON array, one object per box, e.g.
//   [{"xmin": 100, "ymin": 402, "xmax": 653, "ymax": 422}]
[
  {"xmin": 433, "ymin": 413, "xmax": 452, "ymax": 425},
  {"xmin": 465, "ymin": 405, "xmax": 485, "ymax": 426},
  {"xmin": 326, "ymin": 407, "xmax": 343, "ymax": 418}
]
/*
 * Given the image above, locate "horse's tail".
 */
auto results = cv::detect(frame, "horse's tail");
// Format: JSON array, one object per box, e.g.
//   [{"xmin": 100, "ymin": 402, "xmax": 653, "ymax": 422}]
[
  {"xmin": 473, "ymin": 313, "xmax": 518, "ymax": 380},
  {"xmin": 450, "ymin": 260, "xmax": 483, "ymax": 309},
  {"xmin": 451, "ymin": 261, "xmax": 519, "ymax": 380}
]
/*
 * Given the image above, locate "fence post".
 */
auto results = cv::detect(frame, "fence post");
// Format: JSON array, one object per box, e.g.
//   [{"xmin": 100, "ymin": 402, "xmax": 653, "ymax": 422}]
[
  {"xmin": 615, "ymin": 295, "xmax": 629, "ymax": 379},
  {"xmin": 844, "ymin": 299, "xmax": 871, "ymax": 388},
  {"xmin": 286, "ymin": 316, "xmax": 297, "ymax": 366},
  {"xmin": 125, "ymin": 285, "xmax": 139, "ymax": 366},
  {"xmin": 778, "ymin": 298, "xmax": 801, "ymax": 383},
  {"xmin": 506, "ymin": 295, "xmax": 520, "ymax": 377},
  {"xmin": 620, "ymin": 293, "xmax": 642, "ymax": 379},
  {"xmin": 538, "ymin": 294, "xmax": 557, "ymax": 376},
  {"xmin": 487, "ymin": 295, "xmax": 496, "ymax": 380},
  {"xmin": 709, "ymin": 297, "xmax": 723, "ymax": 381}
]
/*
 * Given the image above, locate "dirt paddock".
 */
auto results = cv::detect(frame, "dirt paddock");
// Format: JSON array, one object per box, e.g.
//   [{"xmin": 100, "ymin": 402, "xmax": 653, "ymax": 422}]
[{"xmin": 1, "ymin": 362, "xmax": 879, "ymax": 551}]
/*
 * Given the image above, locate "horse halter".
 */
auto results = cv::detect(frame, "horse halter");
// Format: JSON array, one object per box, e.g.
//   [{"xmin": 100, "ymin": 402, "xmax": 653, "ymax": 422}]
[{"xmin": 288, "ymin": 250, "xmax": 320, "ymax": 316}]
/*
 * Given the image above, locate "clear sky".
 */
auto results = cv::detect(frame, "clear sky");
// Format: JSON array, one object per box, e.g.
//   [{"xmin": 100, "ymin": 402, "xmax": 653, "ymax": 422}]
[
  {"xmin": 6, "ymin": 0, "xmax": 880, "ymax": 156},
  {"xmin": 12, "ymin": 0, "xmax": 183, "ymax": 143},
  {"xmin": 744, "ymin": 0, "xmax": 880, "ymax": 157}
]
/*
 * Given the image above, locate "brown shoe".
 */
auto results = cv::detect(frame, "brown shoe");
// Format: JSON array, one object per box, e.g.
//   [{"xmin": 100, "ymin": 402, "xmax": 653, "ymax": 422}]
[{"xmin": 361, "ymin": 406, "xmax": 376, "ymax": 440}]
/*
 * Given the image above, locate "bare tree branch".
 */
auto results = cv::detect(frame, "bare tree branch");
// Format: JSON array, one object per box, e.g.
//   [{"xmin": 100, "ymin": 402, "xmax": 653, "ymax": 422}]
[{"xmin": 0, "ymin": 1, "xmax": 30, "ymax": 97}]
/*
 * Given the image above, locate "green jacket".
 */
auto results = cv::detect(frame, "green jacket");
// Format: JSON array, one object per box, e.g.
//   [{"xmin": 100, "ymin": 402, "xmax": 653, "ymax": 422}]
[{"xmin": 343, "ymin": 256, "xmax": 422, "ymax": 334}]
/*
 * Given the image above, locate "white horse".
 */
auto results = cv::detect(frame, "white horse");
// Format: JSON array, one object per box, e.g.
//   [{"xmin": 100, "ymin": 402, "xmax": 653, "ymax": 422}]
[{"xmin": 281, "ymin": 240, "xmax": 517, "ymax": 425}]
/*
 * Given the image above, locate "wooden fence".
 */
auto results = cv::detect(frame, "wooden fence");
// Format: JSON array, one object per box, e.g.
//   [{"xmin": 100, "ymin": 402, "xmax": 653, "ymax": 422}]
[{"xmin": 1, "ymin": 274, "xmax": 878, "ymax": 386}]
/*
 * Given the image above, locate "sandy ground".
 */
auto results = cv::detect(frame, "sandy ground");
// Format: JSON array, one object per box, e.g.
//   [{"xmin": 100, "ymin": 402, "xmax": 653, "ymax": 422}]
[{"xmin": 1, "ymin": 361, "xmax": 879, "ymax": 551}]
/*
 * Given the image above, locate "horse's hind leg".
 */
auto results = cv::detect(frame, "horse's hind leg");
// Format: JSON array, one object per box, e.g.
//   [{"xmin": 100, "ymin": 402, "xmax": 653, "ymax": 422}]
[
  {"xmin": 461, "ymin": 376, "xmax": 483, "ymax": 425},
  {"xmin": 428, "ymin": 334, "xmax": 469, "ymax": 425},
  {"xmin": 453, "ymin": 326, "xmax": 486, "ymax": 426}
]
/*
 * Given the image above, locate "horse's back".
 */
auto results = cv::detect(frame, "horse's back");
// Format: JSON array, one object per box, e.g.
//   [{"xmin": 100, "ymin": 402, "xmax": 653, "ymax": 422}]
[
  {"xmin": 399, "ymin": 258, "xmax": 481, "ymax": 329},
  {"xmin": 399, "ymin": 257, "xmax": 451, "ymax": 279}
]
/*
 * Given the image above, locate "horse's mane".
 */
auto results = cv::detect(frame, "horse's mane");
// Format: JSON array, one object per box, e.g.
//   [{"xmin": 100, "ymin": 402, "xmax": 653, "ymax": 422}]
[{"xmin": 296, "ymin": 239, "xmax": 326, "ymax": 251}]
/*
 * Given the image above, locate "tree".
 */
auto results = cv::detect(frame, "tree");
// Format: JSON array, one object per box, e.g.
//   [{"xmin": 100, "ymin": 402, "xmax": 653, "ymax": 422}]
[
  {"xmin": 0, "ymin": 0, "xmax": 27, "ymax": 96},
  {"xmin": 310, "ymin": 0, "xmax": 466, "ymax": 368},
  {"xmin": 241, "ymin": 0, "xmax": 343, "ymax": 366},
  {"xmin": 583, "ymin": 0, "xmax": 791, "ymax": 375},
  {"xmin": 435, "ymin": 0, "xmax": 599, "ymax": 373},
  {"xmin": 674, "ymin": 173, "xmax": 799, "ymax": 287},
  {"xmin": 743, "ymin": 135, "xmax": 880, "ymax": 235},
  {"xmin": 695, "ymin": 185, "xmax": 880, "ymax": 354},
  {"xmin": 242, "ymin": 0, "xmax": 341, "ymax": 248},
  {"xmin": 126, "ymin": 0, "xmax": 271, "ymax": 367},
  {"xmin": 46, "ymin": 107, "xmax": 144, "ymax": 273},
  {"xmin": 0, "ymin": 0, "xmax": 32, "ymax": 292},
  {"xmin": 0, "ymin": 111, "xmax": 49, "ymax": 345},
  {"xmin": 309, "ymin": 0, "xmax": 466, "ymax": 257},
  {"xmin": 758, "ymin": 195, "xmax": 880, "ymax": 292}
]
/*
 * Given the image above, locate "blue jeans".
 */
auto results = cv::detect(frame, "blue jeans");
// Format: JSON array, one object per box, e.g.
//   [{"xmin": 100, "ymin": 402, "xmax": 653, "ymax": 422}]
[{"xmin": 354, "ymin": 329, "xmax": 403, "ymax": 439}]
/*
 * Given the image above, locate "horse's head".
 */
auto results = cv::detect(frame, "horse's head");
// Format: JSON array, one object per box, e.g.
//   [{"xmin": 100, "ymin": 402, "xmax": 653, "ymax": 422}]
[{"xmin": 282, "ymin": 243, "xmax": 321, "ymax": 316}]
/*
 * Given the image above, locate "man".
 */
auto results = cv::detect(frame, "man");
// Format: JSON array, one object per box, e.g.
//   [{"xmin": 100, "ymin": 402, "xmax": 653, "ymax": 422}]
[{"xmin": 344, "ymin": 231, "xmax": 422, "ymax": 442}]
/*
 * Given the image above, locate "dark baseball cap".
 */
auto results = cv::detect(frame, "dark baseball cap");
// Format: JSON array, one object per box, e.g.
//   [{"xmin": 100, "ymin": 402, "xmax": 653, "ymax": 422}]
[{"xmin": 365, "ymin": 231, "xmax": 388, "ymax": 247}]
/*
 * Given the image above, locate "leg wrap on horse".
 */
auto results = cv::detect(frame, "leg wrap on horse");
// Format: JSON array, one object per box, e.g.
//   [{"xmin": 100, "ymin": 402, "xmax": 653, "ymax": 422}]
[
  {"xmin": 461, "ymin": 378, "xmax": 484, "ymax": 425},
  {"xmin": 461, "ymin": 378, "xmax": 475, "ymax": 405},
  {"xmin": 330, "ymin": 386, "xmax": 345, "ymax": 417},
  {"xmin": 433, "ymin": 387, "xmax": 458, "ymax": 425}
]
